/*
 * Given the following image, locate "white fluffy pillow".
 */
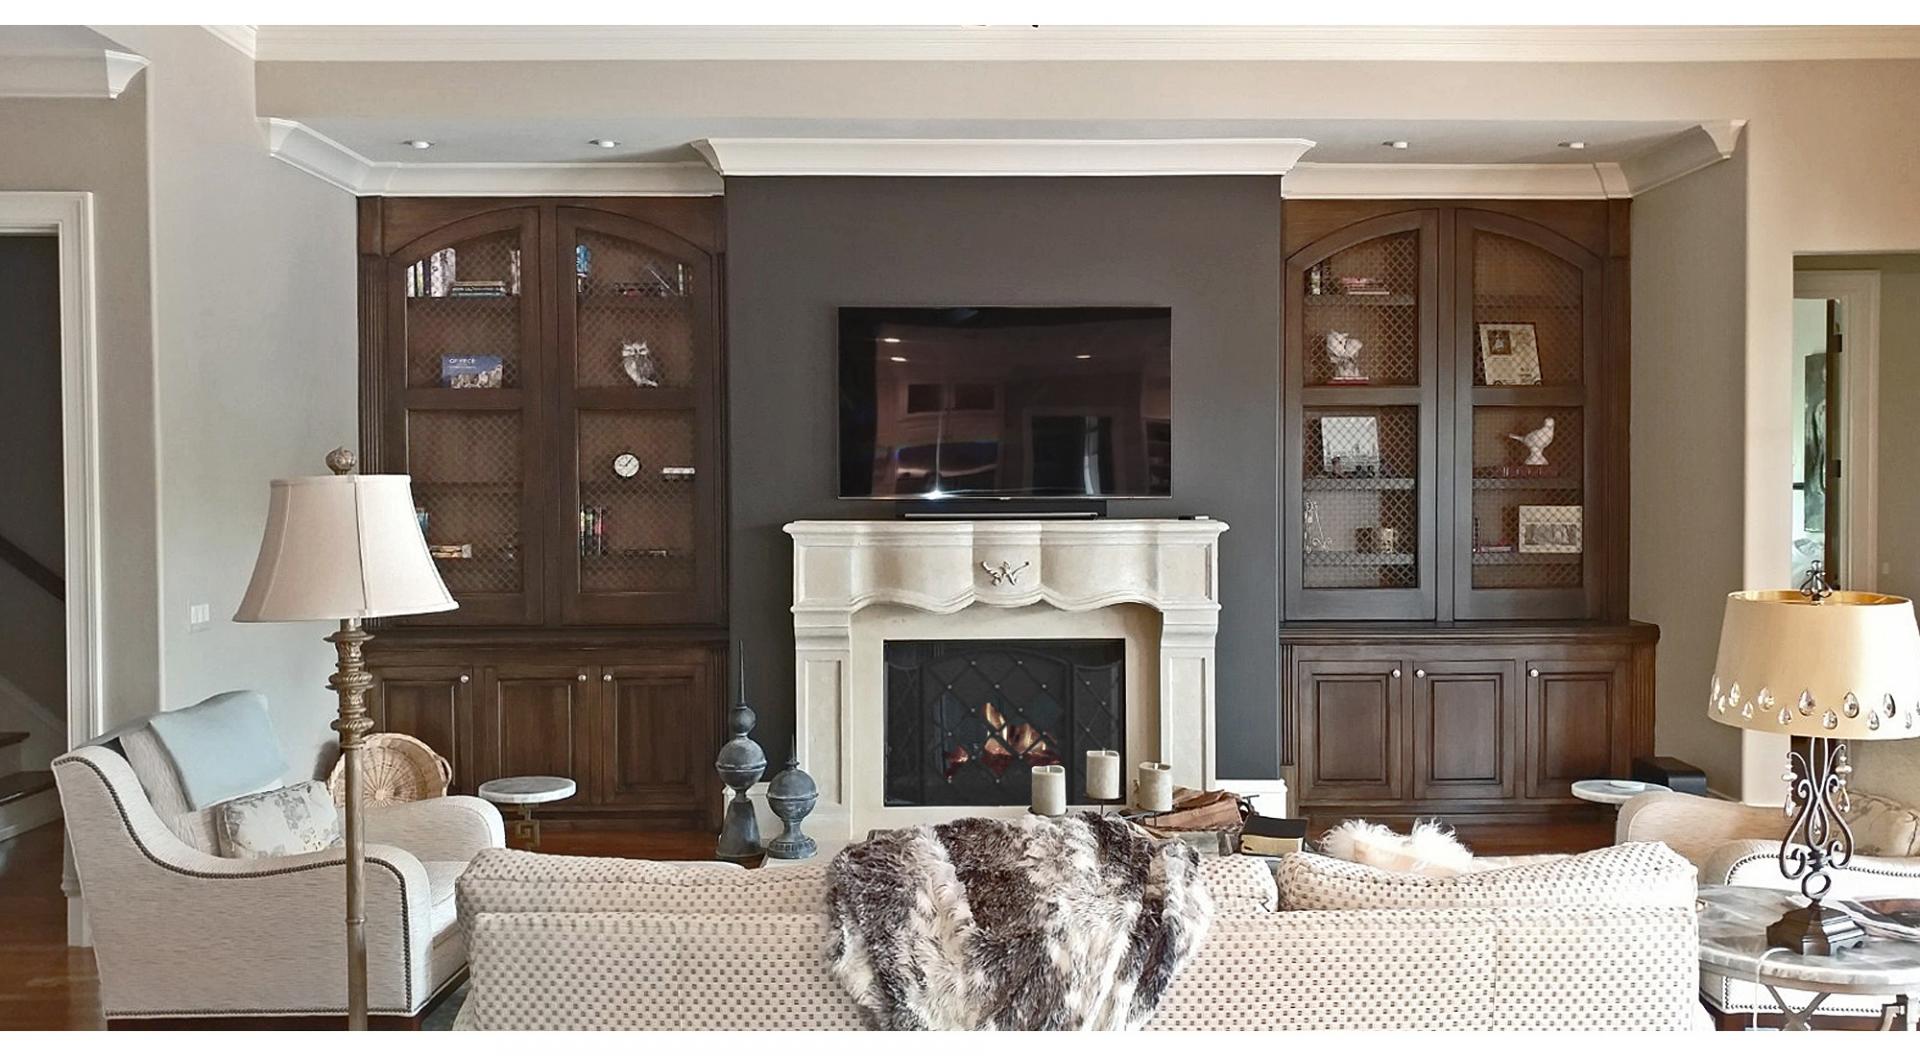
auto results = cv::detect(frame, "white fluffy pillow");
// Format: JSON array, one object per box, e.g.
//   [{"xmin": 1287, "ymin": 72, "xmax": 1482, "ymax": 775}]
[
  {"xmin": 1320, "ymin": 819, "xmax": 1479, "ymax": 876},
  {"xmin": 216, "ymin": 779, "xmax": 341, "ymax": 859}
]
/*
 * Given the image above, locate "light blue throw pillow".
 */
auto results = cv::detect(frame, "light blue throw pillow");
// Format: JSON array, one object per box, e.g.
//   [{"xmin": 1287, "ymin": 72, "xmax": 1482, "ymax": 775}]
[{"xmin": 146, "ymin": 690, "xmax": 288, "ymax": 810}]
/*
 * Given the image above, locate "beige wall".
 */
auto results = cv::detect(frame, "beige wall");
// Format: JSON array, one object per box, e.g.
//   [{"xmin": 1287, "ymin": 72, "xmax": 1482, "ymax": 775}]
[
  {"xmin": 0, "ymin": 89, "xmax": 161, "ymax": 735},
  {"xmin": 1797, "ymin": 253, "xmax": 1920, "ymax": 806},
  {"xmin": 102, "ymin": 27, "xmax": 360, "ymax": 778}
]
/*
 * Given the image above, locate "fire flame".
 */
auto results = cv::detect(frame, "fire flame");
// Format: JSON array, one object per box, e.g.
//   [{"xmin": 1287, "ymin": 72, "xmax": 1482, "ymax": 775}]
[{"xmin": 945, "ymin": 700, "xmax": 1059, "ymax": 780}]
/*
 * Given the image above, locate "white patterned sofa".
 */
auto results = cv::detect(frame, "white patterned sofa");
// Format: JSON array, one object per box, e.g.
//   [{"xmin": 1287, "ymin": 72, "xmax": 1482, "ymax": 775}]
[
  {"xmin": 55, "ymin": 741, "xmax": 504, "ymax": 1026},
  {"xmin": 453, "ymin": 841, "xmax": 1704, "ymax": 1030}
]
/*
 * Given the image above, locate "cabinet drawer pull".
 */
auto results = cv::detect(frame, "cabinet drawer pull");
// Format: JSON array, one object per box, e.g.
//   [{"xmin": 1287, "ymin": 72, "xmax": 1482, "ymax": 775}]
[
  {"xmin": 458, "ymin": 674, "xmax": 471, "ymax": 684},
  {"xmin": 1414, "ymin": 668, "xmax": 1426, "ymax": 679},
  {"xmin": 603, "ymin": 673, "xmax": 613, "ymax": 682},
  {"xmin": 1529, "ymin": 668, "xmax": 1541, "ymax": 678},
  {"xmin": 577, "ymin": 673, "xmax": 589, "ymax": 682},
  {"xmin": 1391, "ymin": 668, "xmax": 1402, "ymax": 679}
]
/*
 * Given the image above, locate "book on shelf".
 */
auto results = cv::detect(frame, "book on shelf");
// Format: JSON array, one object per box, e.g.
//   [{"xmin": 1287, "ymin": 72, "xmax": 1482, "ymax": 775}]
[
  {"xmin": 579, "ymin": 504, "xmax": 608, "ymax": 556},
  {"xmin": 1473, "ymin": 464, "xmax": 1562, "ymax": 479},
  {"xmin": 449, "ymin": 280, "xmax": 508, "ymax": 298},
  {"xmin": 440, "ymin": 355, "xmax": 504, "ymax": 389},
  {"xmin": 428, "ymin": 543, "xmax": 472, "ymax": 560}
]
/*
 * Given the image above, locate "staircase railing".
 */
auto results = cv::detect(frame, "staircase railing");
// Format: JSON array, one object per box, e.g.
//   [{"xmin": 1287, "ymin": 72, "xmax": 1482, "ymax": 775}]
[{"xmin": 0, "ymin": 533, "xmax": 63, "ymax": 602}]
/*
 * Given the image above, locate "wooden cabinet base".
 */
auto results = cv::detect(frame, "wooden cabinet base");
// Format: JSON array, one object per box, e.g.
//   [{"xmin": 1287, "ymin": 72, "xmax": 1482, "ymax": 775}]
[
  {"xmin": 368, "ymin": 635, "xmax": 724, "ymax": 830},
  {"xmin": 1285, "ymin": 621, "xmax": 1656, "ymax": 825}
]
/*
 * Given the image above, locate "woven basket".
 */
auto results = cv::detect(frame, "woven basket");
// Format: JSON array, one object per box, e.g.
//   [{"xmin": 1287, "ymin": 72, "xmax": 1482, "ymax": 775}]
[{"xmin": 328, "ymin": 733, "xmax": 452, "ymax": 807}]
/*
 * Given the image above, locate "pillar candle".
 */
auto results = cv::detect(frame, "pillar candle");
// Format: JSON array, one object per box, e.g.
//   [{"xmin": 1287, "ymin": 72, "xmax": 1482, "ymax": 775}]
[
  {"xmin": 1030, "ymin": 765, "xmax": 1067, "ymax": 817},
  {"xmin": 1086, "ymin": 750, "xmax": 1122, "ymax": 800},
  {"xmin": 1136, "ymin": 761, "xmax": 1175, "ymax": 813}
]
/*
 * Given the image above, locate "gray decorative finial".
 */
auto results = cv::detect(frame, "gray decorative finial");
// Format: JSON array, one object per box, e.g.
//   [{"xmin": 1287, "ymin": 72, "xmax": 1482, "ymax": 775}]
[
  {"xmin": 715, "ymin": 647, "xmax": 767, "ymax": 861},
  {"xmin": 765, "ymin": 740, "xmax": 818, "ymax": 860},
  {"xmin": 325, "ymin": 447, "xmax": 358, "ymax": 476}
]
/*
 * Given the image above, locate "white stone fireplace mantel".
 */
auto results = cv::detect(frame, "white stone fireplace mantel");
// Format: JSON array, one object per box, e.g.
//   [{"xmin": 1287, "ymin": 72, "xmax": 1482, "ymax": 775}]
[{"xmin": 785, "ymin": 518, "xmax": 1227, "ymax": 838}]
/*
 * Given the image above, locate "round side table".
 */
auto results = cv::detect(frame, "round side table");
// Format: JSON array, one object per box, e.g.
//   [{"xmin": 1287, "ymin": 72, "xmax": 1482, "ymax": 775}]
[
  {"xmin": 478, "ymin": 776, "xmax": 576, "ymax": 850},
  {"xmin": 1698, "ymin": 884, "xmax": 1920, "ymax": 1030},
  {"xmin": 1570, "ymin": 778, "xmax": 1659, "ymax": 806}
]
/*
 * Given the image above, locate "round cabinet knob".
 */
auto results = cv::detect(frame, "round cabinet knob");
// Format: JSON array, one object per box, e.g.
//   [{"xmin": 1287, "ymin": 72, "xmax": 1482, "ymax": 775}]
[
  {"xmin": 458, "ymin": 674, "xmax": 470, "ymax": 684},
  {"xmin": 577, "ymin": 673, "xmax": 589, "ymax": 682},
  {"xmin": 603, "ymin": 673, "xmax": 613, "ymax": 683},
  {"xmin": 1391, "ymin": 668, "xmax": 1402, "ymax": 679},
  {"xmin": 1529, "ymin": 668, "xmax": 1541, "ymax": 678},
  {"xmin": 1415, "ymin": 668, "xmax": 1427, "ymax": 679}
]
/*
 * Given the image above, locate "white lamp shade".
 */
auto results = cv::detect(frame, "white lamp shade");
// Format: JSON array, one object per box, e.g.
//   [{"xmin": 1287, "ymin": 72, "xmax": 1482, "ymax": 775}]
[
  {"xmin": 234, "ymin": 474, "xmax": 457, "ymax": 622},
  {"xmin": 1709, "ymin": 589, "xmax": 1920, "ymax": 740}
]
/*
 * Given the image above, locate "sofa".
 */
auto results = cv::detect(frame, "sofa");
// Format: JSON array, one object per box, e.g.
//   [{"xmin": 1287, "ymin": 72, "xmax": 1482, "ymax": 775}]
[
  {"xmin": 452, "ymin": 841, "xmax": 1703, "ymax": 1030},
  {"xmin": 54, "ymin": 699, "xmax": 505, "ymax": 1026},
  {"xmin": 1620, "ymin": 788, "xmax": 1920, "ymax": 1022}
]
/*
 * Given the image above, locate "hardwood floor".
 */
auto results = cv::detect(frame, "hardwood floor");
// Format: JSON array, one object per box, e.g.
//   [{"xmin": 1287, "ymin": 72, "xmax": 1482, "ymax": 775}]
[
  {"xmin": 0, "ymin": 815, "xmax": 1616, "ymax": 1030},
  {"xmin": 0, "ymin": 824, "xmax": 101, "ymax": 1030}
]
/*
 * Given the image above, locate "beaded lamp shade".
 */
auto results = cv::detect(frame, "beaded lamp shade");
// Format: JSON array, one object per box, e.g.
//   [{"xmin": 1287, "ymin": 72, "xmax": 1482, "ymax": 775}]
[{"xmin": 1709, "ymin": 589, "xmax": 1920, "ymax": 740}]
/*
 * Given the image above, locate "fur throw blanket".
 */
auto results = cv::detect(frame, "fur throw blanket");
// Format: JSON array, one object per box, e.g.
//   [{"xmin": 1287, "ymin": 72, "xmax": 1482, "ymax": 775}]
[{"xmin": 825, "ymin": 813, "xmax": 1214, "ymax": 1030}]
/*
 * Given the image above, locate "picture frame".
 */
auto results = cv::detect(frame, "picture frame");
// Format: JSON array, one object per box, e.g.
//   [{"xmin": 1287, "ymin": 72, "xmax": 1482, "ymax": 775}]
[
  {"xmin": 1517, "ymin": 505, "xmax": 1583, "ymax": 554},
  {"xmin": 1318, "ymin": 415, "xmax": 1381, "ymax": 475},
  {"xmin": 1478, "ymin": 323, "xmax": 1542, "ymax": 386}
]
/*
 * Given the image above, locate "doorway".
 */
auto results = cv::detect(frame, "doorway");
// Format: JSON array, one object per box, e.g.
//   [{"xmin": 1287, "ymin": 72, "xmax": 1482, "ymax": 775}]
[{"xmin": 1791, "ymin": 266, "xmax": 1882, "ymax": 592}]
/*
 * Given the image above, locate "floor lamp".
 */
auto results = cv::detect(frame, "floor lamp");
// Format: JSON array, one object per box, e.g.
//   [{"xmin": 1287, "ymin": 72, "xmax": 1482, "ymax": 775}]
[{"xmin": 234, "ymin": 448, "xmax": 456, "ymax": 1029}]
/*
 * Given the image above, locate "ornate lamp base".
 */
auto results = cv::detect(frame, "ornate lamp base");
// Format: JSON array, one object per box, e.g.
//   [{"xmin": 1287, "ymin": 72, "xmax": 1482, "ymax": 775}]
[{"xmin": 1767, "ymin": 900, "xmax": 1867, "ymax": 956}]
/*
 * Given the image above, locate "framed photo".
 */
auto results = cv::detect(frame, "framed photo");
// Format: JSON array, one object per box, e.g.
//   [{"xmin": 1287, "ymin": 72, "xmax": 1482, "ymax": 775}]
[
  {"xmin": 1517, "ymin": 505, "xmax": 1583, "ymax": 554},
  {"xmin": 1318, "ymin": 415, "xmax": 1380, "ymax": 475},
  {"xmin": 1478, "ymin": 323, "xmax": 1542, "ymax": 386}
]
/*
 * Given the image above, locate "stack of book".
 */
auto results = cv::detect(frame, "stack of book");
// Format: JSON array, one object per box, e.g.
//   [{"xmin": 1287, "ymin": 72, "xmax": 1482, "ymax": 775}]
[
  {"xmin": 1473, "ymin": 464, "xmax": 1562, "ymax": 479},
  {"xmin": 1335, "ymin": 276, "xmax": 1391, "ymax": 296},
  {"xmin": 450, "ymin": 279, "xmax": 508, "ymax": 298},
  {"xmin": 579, "ymin": 505, "xmax": 608, "ymax": 556}
]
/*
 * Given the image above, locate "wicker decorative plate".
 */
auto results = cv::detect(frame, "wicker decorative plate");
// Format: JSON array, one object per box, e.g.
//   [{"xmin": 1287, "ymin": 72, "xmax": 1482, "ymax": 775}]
[{"xmin": 328, "ymin": 732, "xmax": 452, "ymax": 807}]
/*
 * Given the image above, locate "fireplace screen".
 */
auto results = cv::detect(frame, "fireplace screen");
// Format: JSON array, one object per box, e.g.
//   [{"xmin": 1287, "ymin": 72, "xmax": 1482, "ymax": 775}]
[{"xmin": 884, "ymin": 638, "xmax": 1124, "ymax": 808}]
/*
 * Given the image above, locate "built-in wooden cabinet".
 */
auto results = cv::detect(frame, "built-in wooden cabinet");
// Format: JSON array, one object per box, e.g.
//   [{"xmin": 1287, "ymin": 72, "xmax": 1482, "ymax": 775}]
[{"xmin": 358, "ymin": 197, "xmax": 727, "ymax": 830}]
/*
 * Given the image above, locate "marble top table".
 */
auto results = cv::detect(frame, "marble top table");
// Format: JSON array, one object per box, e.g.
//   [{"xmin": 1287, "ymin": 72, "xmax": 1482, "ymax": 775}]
[
  {"xmin": 1698, "ymin": 884, "xmax": 1920, "ymax": 1029},
  {"xmin": 478, "ymin": 777, "xmax": 576, "ymax": 849},
  {"xmin": 1569, "ymin": 778, "xmax": 1660, "ymax": 805}
]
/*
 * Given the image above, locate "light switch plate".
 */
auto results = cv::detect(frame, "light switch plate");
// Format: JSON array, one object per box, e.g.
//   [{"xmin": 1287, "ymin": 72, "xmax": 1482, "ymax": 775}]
[{"xmin": 188, "ymin": 602, "xmax": 211, "ymax": 632}]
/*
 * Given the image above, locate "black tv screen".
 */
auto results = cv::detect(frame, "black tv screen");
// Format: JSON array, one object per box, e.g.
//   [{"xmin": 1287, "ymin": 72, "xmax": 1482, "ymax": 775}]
[{"xmin": 839, "ymin": 307, "xmax": 1172, "ymax": 500}]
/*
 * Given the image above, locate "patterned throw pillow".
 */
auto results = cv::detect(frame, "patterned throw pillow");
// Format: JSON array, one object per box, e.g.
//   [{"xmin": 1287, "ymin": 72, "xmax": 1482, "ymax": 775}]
[{"xmin": 216, "ymin": 780, "xmax": 342, "ymax": 859}]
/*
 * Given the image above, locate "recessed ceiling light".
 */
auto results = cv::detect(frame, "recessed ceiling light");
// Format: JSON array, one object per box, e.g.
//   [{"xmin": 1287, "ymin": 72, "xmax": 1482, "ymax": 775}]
[
  {"xmin": 1384, "ymin": 140, "xmax": 1410, "ymax": 150},
  {"xmin": 589, "ymin": 138, "xmax": 620, "ymax": 149},
  {"xmin": 888, "ymin": 355, "xmax": 908, "ymax": 363},
  {"xmin": 403, "ymin": 139, "xmax": 433, "ymax": 150},
  {"xmin": 1075, "ymin": 354, "xmax": 1093, "ymax": 360},
  {"xmin": 880, "ymin": 337, "xmax": 902, "ymax": 344},
  {"xmin": 1559, "ymin": 141, "xmax": 1588, "ymax": 150}
]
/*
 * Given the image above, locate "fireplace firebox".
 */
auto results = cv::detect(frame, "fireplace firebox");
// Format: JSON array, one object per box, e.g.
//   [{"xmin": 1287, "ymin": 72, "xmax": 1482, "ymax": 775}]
[{"xmin": 883, "ymin": 638, "xmax": 1125, "ymax": 808}]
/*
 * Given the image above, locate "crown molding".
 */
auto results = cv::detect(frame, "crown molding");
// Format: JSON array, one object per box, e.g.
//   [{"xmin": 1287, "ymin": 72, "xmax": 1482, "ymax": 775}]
[
  {"xmin": 1284, "ymin": 121, "xmax": 1743, "ymax": 200},
  {"xmin": 1616, "ymin": 119, "xmax": 1746, "ymax": 197},
  {"xmin": 252, "ymin": 25, "xmax": 1920, "ymax": 64},
  {"xmin": 0, "ymin": 47, "xmax": 148, "ymax": 99},
  {"xmin": 694, "ymin": 137, "xmax": 1317, "ymax": 177},
  {"xmin": 263, "ymin": 118, "xmax": 724, "ymax": 197},
  {"xmin": 202, "ymin": 26, "xmax": 258, "ymax": 60}
]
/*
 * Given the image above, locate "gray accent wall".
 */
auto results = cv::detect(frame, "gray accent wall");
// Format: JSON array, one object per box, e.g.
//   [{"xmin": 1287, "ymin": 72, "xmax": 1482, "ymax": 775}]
[{"xmin": 726, "ymin": 176, "xmax": 1283, "ymax": 776}]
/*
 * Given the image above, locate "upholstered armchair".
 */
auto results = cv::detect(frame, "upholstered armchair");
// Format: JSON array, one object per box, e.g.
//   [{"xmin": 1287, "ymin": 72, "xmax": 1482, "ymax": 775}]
[
  {"xmin": 1618, "ymin": 788, "xmax": 1920, "ymax": 1022},
  {"xmin": 55, "ymin": 743, "xmax": 504, "ymax": 1026}
]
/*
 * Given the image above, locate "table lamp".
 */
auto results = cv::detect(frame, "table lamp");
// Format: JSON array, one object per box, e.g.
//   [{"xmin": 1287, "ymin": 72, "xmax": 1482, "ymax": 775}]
[
  {"xmin": 1708, "ymin": 576, "xmax": 1920, "ymax": 954},
  {"xmin": 234, "ymin": 448, "xmax": 455, "ymax": 1029}
]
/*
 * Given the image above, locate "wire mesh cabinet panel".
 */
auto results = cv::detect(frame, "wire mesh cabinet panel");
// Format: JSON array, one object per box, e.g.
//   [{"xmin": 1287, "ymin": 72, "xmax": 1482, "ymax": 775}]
[
  {"xmin": 1284, "ymin": 210, "xmax": 1441, "ymax": 619},
  {"xmin": 1451, "ymin": 210, "xmax": 1605, "ymax": 619},
  {"xmin": 383, "ymin": 208, "xmax": 546, "ymax": 624},
  {"xmin": 553, "ymin": 207, "xmax": 724, "ymax": 625}
]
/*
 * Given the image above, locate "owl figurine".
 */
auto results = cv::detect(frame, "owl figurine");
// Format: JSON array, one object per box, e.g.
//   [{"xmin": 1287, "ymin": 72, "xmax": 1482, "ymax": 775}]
[
  {"xmin": 620, "ymin": 341, "xmax": 661, "ymax": 388},
  {"xmin": 1325, "ymin": 330, "xmax": 1366, "ymax": 381},
  {"xmin": 1508, "ymin": 416, "xmax": 1556, "ymax": 466}
]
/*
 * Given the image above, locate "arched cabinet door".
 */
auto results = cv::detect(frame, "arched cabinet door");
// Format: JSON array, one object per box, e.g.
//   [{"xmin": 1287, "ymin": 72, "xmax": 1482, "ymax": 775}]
[
  {"xmin": 1283, "ymin": 209, "xmax": 1441, "ymax": 620},
  {"xmin": 1451, "ymin": 209, "xmax": 1606, "ymax": 620},
  {"xmin": 382, "ymin": 207, "xmax": 546, "ymax": 625},
  {"xmin": 551, "ymin": 207, "xmax": 724, "ymax": 626}
]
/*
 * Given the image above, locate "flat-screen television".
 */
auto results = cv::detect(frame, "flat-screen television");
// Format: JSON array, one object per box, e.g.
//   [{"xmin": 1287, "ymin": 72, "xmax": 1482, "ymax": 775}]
[{"xmin": 839, "ymin": 307, "xmax": 1172, "ymax": 500}]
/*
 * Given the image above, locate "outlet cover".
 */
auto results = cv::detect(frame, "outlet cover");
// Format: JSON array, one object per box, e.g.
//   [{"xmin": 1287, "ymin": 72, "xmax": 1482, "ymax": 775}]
[{"xmin": 188, "ymin": 602, "xmax": 211, "ymax": 632}]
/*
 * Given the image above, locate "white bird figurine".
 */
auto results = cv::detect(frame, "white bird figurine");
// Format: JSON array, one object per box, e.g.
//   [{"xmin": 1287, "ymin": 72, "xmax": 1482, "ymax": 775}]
[
  {"xmin": 620, "ymin": 341, "xmax": 661, "ymax": 388},
  {"xmin": 1325, "ymin": 330, "xmax": 1366, "ymax": 381},
  {"xmin": 1508, "ymin": 417, "xmax": 1556, "ymax": 466}
]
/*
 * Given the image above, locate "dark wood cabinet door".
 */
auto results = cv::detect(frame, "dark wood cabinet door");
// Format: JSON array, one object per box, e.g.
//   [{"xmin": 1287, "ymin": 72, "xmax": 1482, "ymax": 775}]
[
  {"xmin": 550, "ymin": 207, "xmax": 725, "ymax": 627},
  {"xmin": 1294, "ymin": 659, "xmax": 1406, "ymax": 803},
  {"xmin": 476, "ymin": 665, "xmax": 593, "ymax": 792},
  {"xmin": 1523, "ymin": 657, "xmax": 1629, "ymax": 800},
  {"xmin": 1283, "ymin": 210, "xmax": 1441, "ymax": 620},
  {"xmin": 593, "ymin": 647, "xmax": 723, "ymax": 827},
  {"xmin": 1409, "ymin": 658, "xmax": 1518, "ymax": 801},
  {"xmin": 381, "ymin": 206, "xmax": 548, "ymax": 626},
  {"xmin": 1451, "ymin": 209, "xmax": 1607, "ymax": 620},
  {"xmin": 370, "ymin": 666, "xmax": 474, "ymax": 793}
]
